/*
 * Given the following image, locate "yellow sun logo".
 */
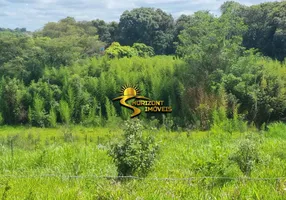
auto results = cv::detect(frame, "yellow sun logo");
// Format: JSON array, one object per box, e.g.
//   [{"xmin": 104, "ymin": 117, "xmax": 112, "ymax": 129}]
[
  {"xmin": 121, "ymin": 85, "xmax": 140, "ymax": 97},
  {"xmin": 113, "ymin": 85, "xmax": 149, "ymax": 118}
]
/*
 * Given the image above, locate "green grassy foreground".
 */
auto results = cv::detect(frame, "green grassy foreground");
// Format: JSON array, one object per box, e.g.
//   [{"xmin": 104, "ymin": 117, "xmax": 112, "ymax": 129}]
[{"xmin": 0, "ymin": 124, "xmax": 286, "ymax": 199}]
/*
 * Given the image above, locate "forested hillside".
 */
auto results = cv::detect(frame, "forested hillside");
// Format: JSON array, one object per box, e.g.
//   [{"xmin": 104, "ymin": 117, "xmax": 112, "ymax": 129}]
[{"xmin": 1, "ymin": 1, "xmax": 286, "ymax": 129}]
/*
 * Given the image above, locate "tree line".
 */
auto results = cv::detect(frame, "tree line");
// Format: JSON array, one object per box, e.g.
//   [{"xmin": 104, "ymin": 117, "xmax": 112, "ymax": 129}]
[{"xmin": 0, "ymin": 1, "xmax": 286, "ymax": 129}]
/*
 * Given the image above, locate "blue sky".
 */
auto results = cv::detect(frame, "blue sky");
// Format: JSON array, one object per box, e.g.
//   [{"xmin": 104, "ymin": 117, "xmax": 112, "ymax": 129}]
[{"xmin": 0, "ymin": 0, "xmax": 279, "ymax": 31}]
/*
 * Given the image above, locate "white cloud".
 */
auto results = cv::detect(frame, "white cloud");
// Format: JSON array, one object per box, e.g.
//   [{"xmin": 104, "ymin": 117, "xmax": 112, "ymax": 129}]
[{"xmin": 0, "ymin": 0, "xmax": 279, "ymax": 31}]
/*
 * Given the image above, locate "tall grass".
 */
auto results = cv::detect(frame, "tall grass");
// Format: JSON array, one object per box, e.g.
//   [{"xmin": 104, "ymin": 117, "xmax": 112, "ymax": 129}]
[{"xmin": 0, "ymin": 123, "xmax": 286, "ymax": 199}]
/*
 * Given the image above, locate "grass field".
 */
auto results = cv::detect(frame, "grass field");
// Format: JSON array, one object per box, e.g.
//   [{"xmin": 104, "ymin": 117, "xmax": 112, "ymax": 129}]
[{"xmin": 0, "ymin": 123, "xmax": 286, "ymax": 199}]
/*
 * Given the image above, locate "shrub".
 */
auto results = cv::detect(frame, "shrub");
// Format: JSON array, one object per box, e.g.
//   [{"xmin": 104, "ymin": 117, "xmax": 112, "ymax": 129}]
[
  {"xmin": 132, "ymin": 43, "xmax": 154, "ymax": 57},
  {"xmin": 109, "ymin": 119, "xmax": 159, "ymax": 177},
  {"xmin": 105, "ymin": 42, "xmax": 138, "ymax": 58},
  {"xmin": 229, "ymin": 135, "xmax": 260, "ymax": 176}
]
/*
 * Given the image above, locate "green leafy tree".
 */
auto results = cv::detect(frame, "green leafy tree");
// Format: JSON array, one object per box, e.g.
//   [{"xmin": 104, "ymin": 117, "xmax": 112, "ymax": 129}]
[
  {"xmin": 36, "ymin": 17, "xmax": 97, "ymax": 38},
  {"xmin": 0, "ymin": 78, "xmax": 27, "ymax": 124},
  {"xmin": 177, "ymin": 11, "xmax": 246, "ymax": 81},
  {"xmin": 118, "ymin": 8, "xmax": 175, "ymax": 54},
  {"xmin": 105, "ymin": 42, "xmax": 137, "ymax": 58},
  {"xmin": 105, "ymin": 42, "xmax": 154, "ymax": 58},
  {"xmin": 132, "ymin": 43, "xmax": 154, "ymax": 57},
  {"xmin": 92, "ymin": 19, "xmax": 118, "ymax": 44},
  {"xmin": 231, "ymin": 1, "xmax": 286, "ymax": 61}
]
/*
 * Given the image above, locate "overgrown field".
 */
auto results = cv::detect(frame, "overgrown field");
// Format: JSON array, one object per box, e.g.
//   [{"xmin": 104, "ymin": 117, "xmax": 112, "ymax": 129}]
[{"xmin": 1, "ymin": 123, "xmax": 286, "ymax": 199}]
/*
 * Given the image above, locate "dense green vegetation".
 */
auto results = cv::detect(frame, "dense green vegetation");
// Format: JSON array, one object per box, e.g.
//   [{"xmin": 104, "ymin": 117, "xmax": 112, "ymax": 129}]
[{"xmin": 1, "ymin": 1, "xmax": 286, "ymax": 129}]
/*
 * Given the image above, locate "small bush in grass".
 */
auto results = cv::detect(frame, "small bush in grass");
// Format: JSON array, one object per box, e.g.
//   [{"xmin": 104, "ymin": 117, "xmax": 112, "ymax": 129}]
[
  {"xmin": 229, "ymin": 134, "xmax": 260, "ymax": 176},
  {"xmin": 62, "ymin": 126, "xmax": 77, "ymax": 143},
  {"xmin": 109, "ymin": 119, "xmax": 159, "ymax": 177}
]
